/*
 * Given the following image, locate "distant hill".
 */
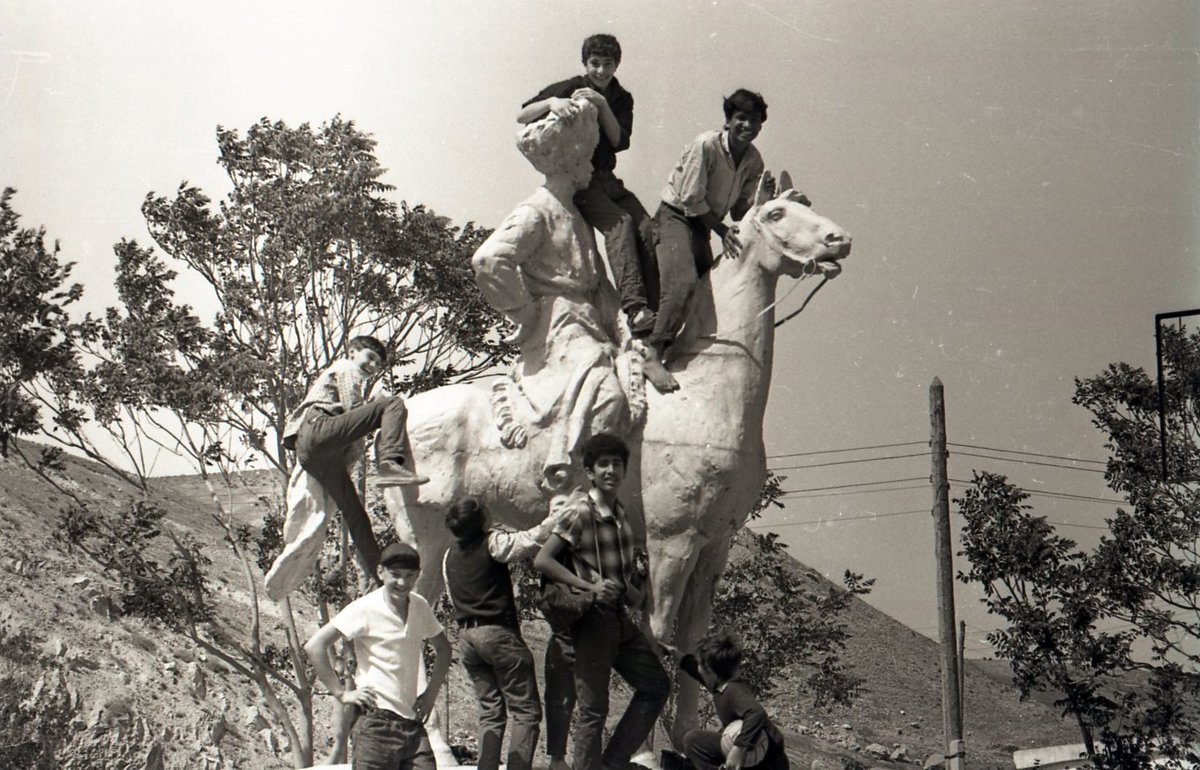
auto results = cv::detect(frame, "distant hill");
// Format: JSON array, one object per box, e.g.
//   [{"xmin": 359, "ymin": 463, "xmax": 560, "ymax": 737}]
[{"xmin": 0, "ymin": 442, "xmax": 1079, "ymax": 769}]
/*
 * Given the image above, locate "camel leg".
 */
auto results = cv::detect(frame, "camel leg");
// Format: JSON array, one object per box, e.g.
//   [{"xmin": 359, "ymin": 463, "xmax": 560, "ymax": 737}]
[{"xmin": 665, "ymin": 533, "xmax": 735, "ymax": 748}]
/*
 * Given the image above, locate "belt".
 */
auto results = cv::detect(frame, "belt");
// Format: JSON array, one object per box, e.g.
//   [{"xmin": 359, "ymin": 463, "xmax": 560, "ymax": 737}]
[
  {"xmin": 360, "ymin": 707, "xmax": 423, "ymax": 726},
  {"xmin": 458, "ymin": 617, "xmax": 518, "ymax": 630}
]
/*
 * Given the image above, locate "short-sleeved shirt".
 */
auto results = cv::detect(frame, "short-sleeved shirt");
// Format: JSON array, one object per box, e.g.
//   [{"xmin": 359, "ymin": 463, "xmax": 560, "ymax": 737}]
[
  {"xmin": 332, "ymin": 589, "xmax": 443, "ymax": 719},
  {"xmin": 523, "ymin": 75, "xmax": 634, "ymax": 173},
  {"xmin": 552, "ymin": 490, "xmax": 640, "ymax": 592},
  {"xmin": 282, "ymin": 358, "xmax": 371, "ymax": 445},
  {"xmin": 660, "ymin": 129, "xmax": 765, "ymax": 220}
]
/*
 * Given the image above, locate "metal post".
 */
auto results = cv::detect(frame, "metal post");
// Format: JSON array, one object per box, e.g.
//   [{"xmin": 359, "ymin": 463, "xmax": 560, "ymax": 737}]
[{"xmin": 931, "ymin": 378, "xmax": 965, "ymax": 769}]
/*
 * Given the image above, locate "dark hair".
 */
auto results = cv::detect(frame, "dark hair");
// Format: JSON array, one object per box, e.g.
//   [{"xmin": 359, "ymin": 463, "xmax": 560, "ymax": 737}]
[
  {"xmin": 446, "ymin": 497, "xmax": 487, "ymax": 543},
  {"xmin": 581, "ymin": 34, "xmax": 621, "ymax": 65},
  {"xmin": 723, "ymin": 89, "xmax": 768, "ymax": 123},
  {"xmin": 697, "ymin": 629, "xmax": 744, "ymax": 682},
  {"xmin": 581, "ymin": 432, "xmax": 630, "ymax": 470},
  {"xmin": 347, "ymin": 335, "xmax": 387, "ymax": 363}
]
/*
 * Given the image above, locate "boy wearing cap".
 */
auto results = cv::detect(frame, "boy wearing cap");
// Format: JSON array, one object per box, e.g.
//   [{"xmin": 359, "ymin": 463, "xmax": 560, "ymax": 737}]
[{"xmin": 306, "ymin": 542, "xmax": 452, "ymax": 770}]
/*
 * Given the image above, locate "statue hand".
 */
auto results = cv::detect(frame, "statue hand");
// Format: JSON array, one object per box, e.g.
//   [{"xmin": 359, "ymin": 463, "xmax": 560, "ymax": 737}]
[
  {"xmin": 503, "ymin": 303, "xmax": 539, "ymax": 346},
  {"xmin": 722, "ymin": 224, "xmax": 743, "ymax": 259}
]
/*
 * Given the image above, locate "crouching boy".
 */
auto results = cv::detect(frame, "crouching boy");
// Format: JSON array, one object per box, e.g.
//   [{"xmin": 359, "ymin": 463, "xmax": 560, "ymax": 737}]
[{"xmin": 679, "ymin": 629, "xmax": 789, "ymax": 770}]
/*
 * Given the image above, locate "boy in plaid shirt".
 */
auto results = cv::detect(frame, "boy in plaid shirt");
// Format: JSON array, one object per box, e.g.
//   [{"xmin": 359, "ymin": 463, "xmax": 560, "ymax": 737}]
[{"xmin": 534, "ymin": 433, "xmax": 669, "ymax": 770}]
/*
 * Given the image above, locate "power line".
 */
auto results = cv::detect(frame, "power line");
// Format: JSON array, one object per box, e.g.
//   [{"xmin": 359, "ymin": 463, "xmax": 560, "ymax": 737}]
[
  {"xmin": 947, "ymin": 442, "xmax": 1106, "ymax": 466},
  {"xmin": 770, "ymin": 451, "xmax": 928, "ymax": 472},
  {"xmin": 950, "ymin": 449, "xmax": 1107, "ymax": 474},
  {"xmin": 749, "ymin": 509, "xmax": 928, "ymax": 529},
  {"xmin": 948, "ymin": 477, "xmax": 1121, "ymax": 506},
  {"xmin": 780, "ymin": 476, "xmax": 928, "ymax": 495},
  {"xmin": 767, "ymin": 440, "xmax": 925, "ymax": 460},
  {"xmin": 777, "ymin": 482, "xmax": 930, "ymax": 501}
]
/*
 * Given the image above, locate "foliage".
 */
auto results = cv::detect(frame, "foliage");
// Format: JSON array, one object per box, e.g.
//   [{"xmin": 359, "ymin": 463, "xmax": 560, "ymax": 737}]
[
  {"xmin": 957, "ymin": 324, "xmax": 1200, "ymax": 768},
  {"xmin": 86, "ymin": 116, "xmax": 510, "ymax": 480},
  {"xmin": 0, "ymin": 189, "xmax": 97, "ymax": 466},
  {"xmin": 711, "ymin": 471, "xmax": 873, "ymax": 708},
  {"xmin": 957, "ymin": 472, "xmax": 1132, "ymax": 756}
]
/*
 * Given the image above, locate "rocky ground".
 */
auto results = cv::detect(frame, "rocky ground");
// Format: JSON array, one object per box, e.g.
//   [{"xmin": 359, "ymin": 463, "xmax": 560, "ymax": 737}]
[{"xmin": 0, "ymin": 443, "xmax": 1078, "ymax": 769}]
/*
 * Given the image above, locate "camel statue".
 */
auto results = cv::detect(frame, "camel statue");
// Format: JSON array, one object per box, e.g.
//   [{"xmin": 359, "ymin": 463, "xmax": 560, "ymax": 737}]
[{"xmin": 382, "ymin": 174, "xmax": 851, "ymax": 748}]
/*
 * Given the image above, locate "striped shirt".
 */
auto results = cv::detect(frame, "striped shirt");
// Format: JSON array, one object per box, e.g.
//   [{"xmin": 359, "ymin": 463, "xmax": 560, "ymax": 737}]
[{"xmin": 281, "ymin": 358, "xmax": 371, "ymax": 445}]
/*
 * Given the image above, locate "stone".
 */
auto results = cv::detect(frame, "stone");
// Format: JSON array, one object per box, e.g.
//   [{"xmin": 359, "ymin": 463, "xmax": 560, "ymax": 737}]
[
  {"xmin": 891, "ymin": 744, "xmax": 914, "ymax": 762},
  {"xmin": 189, "ymin": 661, "xmax": 207, "ymax": 699},
  {"xmin": 242, "ymin": 705, "xmax": 269, "ymax": 731},
  {"xmin": 863, "ymin": 743, "xmax": 891, "ymax": 759}
]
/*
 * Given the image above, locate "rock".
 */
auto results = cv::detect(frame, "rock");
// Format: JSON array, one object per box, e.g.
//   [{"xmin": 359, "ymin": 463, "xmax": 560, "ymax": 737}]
[
  {"xmin": 812, "ymin": 759, "xmax": 838, "ymax": 770},
  {"xmin": 206, "ymin": 714, "xmax": 228, "ymax": 745},
  {"xmin": 145, "ymin": 741, "xmax": 165, "ymax": 770},
  {"xmin": 259, "ymin": 726, "xmax": 279, "ymax": 755},
  {"xmin": 242, "ymin": 705, "xmax": 269, "ymax": 731},
  {"xmin": 890, "ymin": 744, "xmax": 914, "ymax": 762},
  {"xmin": 863, "ymin": 743, "xmax": 891, "ymax": 759},
  {"xmin": 71, "ymin": 574, "xmax": 92, "ymax": 587},
  {"xmin": 923, "ymin": 753, "xmax": 944, "ymax": 769},
  {"xmin": 44, "ymin": 636, "xmax": 68, "ymax": 657},
  {"xmin": 189, "ymin": 662, "xmax": 207, "ymax": 699}
]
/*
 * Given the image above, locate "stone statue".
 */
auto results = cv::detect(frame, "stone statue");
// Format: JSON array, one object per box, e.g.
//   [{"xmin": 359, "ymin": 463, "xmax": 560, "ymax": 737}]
[
  {"xmin": 382, "ymin": 158, "xmax": 851, "ymax": 747},
  {"xmin": 470, "ymin": 98, "xmax": 641, "ymax": 490}
]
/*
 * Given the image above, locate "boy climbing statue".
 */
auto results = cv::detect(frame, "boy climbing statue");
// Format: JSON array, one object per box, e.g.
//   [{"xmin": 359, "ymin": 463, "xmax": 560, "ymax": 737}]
[{"xmin": 282, "ymin": 335, "xmax": 428, "ymax": 577}]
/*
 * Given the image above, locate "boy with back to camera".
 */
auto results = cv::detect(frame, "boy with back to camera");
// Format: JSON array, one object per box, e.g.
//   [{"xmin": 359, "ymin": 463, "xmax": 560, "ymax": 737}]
[
  {"xmin": 281, "ymin": 335, "xmax": 429, "ymax": 577},
  {"xmin": 305, "ymin": 542, "xmax": 452, "ymax": 770},
  {"xmin": 678, "ymin": 629, "xmax": 789, "ymax": 770},
  {"xmin": 441, "ymin": 496, "xmax": 572, "ymax": 770},
  {"xmin": 519, "ymin": 33, "xmax": 659, "ymax": 338}
]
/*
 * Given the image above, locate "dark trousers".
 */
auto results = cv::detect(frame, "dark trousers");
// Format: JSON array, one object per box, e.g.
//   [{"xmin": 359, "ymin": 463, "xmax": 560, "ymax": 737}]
[
  {"xmin": 575, "ymin": 170, "xmax": 654, "ymax": 315},
  {"xmin": 646, "ymin": 204, "xmax": 715, "ymax": 352},
  {"xmin": 682, "ymin": 729, "xmax": 789, "ymax": 770},
  {"xmin": 570, "ymin": 606, "xmax": 671, "ymax": 770},
  {"xmin": 352, "ymin": 709, "xmax": 435, "ymax": 770},
  {"xmin": 459, "ymin": 624, "xmax": 542, "ymax": 770},
  {"xmin": 295, "ymin": 396, "xmax": 410, "ymax": 575},
  {"xmin": 543, "ymin": 629, "xmax": 576, "ymax": 758}
]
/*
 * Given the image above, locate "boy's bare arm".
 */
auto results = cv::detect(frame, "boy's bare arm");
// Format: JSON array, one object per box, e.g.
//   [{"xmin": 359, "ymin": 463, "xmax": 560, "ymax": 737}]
[
  {"xmin": 572, "ymin": 87, "xmax": 622, "ymax": 147},
  {"xmin": 517, "ymin": 97, "xmax": 579, "ymax": 124},
  {"xmin": 304, "ymin": 622, "xmax": 377, "ymax": 709},
  {"xmin": 413, "ymin": 632, "xmax": 452, "ymax": 722}
]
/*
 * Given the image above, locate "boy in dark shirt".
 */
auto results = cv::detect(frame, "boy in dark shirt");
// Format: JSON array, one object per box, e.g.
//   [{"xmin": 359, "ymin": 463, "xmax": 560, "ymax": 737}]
[
  {"xmin": 679, "ymin": 629, "xmax": 789, "ymax": 770},
  {"xmin": 442, "ymin": 497, "xmax": 565, "ymax": 770},
  {"xmin": 518, "ymin": 33, "xmax": 657, "ymax": 336}
]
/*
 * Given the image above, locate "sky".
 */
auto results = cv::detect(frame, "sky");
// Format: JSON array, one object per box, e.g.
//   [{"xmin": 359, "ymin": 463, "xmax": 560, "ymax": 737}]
[{"xmin": 3, "ymin": 1, "xmax": 1198, "ymax": 654}]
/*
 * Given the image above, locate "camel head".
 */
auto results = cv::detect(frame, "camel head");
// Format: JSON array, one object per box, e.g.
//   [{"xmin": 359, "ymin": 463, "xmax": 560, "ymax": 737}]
[{"xmin": 743, "ymin": 170, "xmax": 851, "ymax": 280}]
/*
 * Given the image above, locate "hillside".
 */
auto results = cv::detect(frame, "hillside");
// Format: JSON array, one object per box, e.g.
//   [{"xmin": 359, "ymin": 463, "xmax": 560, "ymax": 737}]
[{"xmin": 0, "ymin": 443, "xmax": 1078, "ymax": 769}]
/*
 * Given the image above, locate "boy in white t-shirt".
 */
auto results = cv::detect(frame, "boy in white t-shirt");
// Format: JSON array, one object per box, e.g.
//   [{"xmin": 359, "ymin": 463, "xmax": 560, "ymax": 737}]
[{"xmin": 305, "ymin": 542, "xmax": 451, "ymax": 769}]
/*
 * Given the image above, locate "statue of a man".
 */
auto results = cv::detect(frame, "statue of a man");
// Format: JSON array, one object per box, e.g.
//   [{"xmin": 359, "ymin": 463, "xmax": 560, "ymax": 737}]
[{"xmin": 472, "ymin": 100, "xmax": 636, "ymax": 486}]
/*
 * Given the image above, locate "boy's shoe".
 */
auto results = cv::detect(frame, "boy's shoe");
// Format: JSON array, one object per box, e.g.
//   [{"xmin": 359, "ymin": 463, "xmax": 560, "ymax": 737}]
[
  {"xmin": 375, "ymin": 460, "xmax": 430, "ymax": 487},
  {"xmin": 629, "ymin": 307, "xmax": 656, "ymax": 333}
]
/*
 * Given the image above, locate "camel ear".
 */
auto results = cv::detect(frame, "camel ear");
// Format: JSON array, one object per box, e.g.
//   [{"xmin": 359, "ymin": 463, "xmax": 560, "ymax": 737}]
[
  {"xmin": 753, "ymin": 171, "xmax": 777, "ymax": 207},
  {"xmin": 778, "ymin": 170, "xmax": 794, "ymax": 192}
]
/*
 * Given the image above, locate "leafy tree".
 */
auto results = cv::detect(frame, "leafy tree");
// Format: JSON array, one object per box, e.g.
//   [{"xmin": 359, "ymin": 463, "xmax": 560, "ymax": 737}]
[
  {"xmin": 4, "ymin": 116, "xmax": 512, "ymax": 768},
  {"xmin": 710, "ymin": 471, "xmax": 873, "ymax": 709},
  {"xmin": 957, "ymin": 471, "xmax": 1132, "ymax": 756},
  {"xmin": 0, "ymin": 189, "xmax": 100, "ymax": 472},
  {"xmin": 957, "ymin": 324, "xmax": 1200, "ymax": 768}
]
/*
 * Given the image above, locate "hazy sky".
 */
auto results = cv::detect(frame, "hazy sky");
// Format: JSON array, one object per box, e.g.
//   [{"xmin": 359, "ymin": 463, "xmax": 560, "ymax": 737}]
[{"xmin": 3, "ymin": 1, "xmax": 1197, "ymax": 652}]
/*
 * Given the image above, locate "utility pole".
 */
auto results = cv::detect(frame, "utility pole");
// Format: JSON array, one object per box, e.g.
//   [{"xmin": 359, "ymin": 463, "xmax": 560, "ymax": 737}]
[{"xmin": 931, "ymin": 377, "xmax": 965, "ymax": 769}]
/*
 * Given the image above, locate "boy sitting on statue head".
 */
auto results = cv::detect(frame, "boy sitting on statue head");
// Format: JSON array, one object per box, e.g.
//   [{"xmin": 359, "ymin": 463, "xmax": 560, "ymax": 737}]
[{"xmin": 518, "ymin": 33, "xmax": 658, "ymax": 337}]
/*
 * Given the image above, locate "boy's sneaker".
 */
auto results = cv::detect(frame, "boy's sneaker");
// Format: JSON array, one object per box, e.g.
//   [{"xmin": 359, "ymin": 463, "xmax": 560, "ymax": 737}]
[
  {"xmin": 629, "ymin": 307, "xmax": 656, "ymax": 333},
  {"xmin": 375, "ymin": 460, "xmax": 430, "ymax": 487}
]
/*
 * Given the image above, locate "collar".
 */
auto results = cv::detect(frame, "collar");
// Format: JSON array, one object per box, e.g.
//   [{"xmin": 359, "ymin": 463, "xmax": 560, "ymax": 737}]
[{"xmin": 587, "ymin": 487, "xmax": 624, "ymax": 523}]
